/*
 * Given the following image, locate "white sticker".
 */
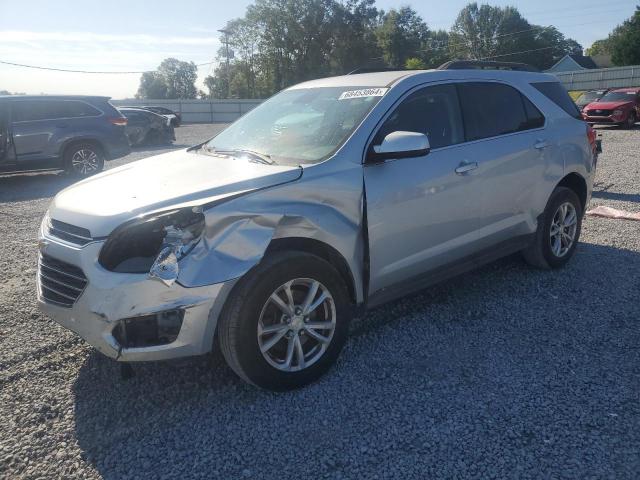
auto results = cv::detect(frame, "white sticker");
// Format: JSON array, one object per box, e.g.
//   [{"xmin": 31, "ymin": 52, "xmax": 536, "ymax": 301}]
[{"xmin": 339, "ymin": 88, "xmax": 389, "ymax": 100}]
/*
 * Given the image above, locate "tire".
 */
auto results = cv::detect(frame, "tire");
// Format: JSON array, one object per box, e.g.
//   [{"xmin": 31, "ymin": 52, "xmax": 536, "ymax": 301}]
[
  {"xmin": 624, "ymin": 111, "xmax": 636, "ymax": 129},
  {"xmin": 64, "ymin": 142, "xmax": 104, "ymax": 177},
  {"xmin": 217, "ymin": 251, "xmax": 351, "ymax": 391},
  {"xmin": 522, "ymin": 187, "xmax": 583, "ymax": 269}
]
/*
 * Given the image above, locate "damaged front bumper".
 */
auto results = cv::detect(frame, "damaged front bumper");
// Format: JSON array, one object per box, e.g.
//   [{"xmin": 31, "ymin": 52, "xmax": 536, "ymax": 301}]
[{"xmin": 37, "ymin": 238, "xmax": 236, "ymax": 362}]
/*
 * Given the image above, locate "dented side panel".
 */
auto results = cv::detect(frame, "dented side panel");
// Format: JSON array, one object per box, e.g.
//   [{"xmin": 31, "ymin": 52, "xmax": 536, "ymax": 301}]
[{"xmin": 176, "ymin": 160, "xmax": 367, "ymax": 303}]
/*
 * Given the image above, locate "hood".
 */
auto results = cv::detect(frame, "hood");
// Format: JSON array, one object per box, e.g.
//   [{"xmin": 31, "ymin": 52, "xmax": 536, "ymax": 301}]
[
  {"xmin": 48, "ymin": 148, "xmax": 302, "ymax": 237},
  {"xmin": 584, "ymin": 100, "xmax": 634, "ymax": 111}
]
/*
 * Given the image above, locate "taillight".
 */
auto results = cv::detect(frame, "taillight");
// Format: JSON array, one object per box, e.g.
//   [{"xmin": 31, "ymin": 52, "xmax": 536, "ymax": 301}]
[{"xmin": 109, "ymin": 117, "xmax": 128, "ymax": 126}]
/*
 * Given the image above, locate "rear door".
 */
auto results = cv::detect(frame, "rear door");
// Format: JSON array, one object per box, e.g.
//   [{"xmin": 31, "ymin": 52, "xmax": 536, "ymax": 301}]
[
  {"xmin": 456, "ymin": 81, "xmax": 547, "ymax": 244},
  {"xmin": 11, "ymin": 99, "xmax": 58, "ymax": 164}
]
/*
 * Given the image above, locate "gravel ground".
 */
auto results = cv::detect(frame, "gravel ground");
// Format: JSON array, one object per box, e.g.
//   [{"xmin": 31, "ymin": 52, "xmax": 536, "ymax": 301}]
[{"xmin": 1, "ymin": 124, "xmax": 639, "ymax": 479}]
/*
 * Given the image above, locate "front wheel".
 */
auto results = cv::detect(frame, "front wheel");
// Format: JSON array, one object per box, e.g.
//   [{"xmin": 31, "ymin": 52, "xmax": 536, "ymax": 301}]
[
  {"xmin": 522, "ymin": 187, "xmax": 583, "ymax": 269},
  {"xmin": 64, "ymin": 143, "xmax": 104, "ymax": 177},
  {"xmin": 624, "ymin": 112, "xmax": 636, "ymax": 129},
  {"xmin": 217, "ymin": 251, "xmax": 351, "ymax": 391}
]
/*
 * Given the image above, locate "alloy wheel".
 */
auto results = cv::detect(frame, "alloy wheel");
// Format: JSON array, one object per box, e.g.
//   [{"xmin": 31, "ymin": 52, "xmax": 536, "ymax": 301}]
[
  {"xmin": 71, "ymin": 149, "xmax": 99, "ymax": 175},
  {"xmin": 257, "ymin": 278, "xmax": 336, "ymax": 372},
  {"xmin": 549, "ymin": 202, "xmax": 578, "ymax": 257}
]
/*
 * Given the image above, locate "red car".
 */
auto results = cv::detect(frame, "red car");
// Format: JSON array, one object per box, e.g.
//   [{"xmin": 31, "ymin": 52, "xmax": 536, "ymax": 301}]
[{"xmin": 582, "ymin": 87, "xmax": 640, "ymax": 128}]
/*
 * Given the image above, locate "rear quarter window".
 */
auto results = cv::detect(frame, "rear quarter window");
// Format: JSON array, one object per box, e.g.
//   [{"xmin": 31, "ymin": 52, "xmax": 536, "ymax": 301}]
[{"xmin": 532, "ymin": 82, "xmax": 581, "ymax": 119}]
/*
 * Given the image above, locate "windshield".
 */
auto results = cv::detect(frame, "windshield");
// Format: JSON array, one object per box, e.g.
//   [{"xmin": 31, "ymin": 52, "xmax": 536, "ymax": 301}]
[
  {"xmin": 600, "ymin": 91, "xmax": 637, "ymax": 102},
  {"xmin": 576, "ymin": 91, "xmax": 602, "ymax": 103},
  {"xmin": 205, "ymin": 86, "xmax": 388, "ymax": 165}
]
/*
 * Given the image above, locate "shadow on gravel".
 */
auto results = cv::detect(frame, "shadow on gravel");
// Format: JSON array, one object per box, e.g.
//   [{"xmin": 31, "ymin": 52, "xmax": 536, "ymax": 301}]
[
  {"xmin": 72, "ymin": 242, "xmax": 640, "ymax": 479},
  {"xmin": 592, "ymin": 189, "xmax": 640, "ymax": 204},
  {"xmin": 0, "ymin": 172, "xmax": 78, "ymax": 203}
]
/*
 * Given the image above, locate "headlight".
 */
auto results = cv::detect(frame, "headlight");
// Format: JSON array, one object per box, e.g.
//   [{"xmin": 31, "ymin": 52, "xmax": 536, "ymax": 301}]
[
  {"xmin": 613, "ymin": 109, "xmax": 624, "ymax": 116},
  {"xmin": 99, "ymin": 208, "xmax": 205, "ymax": 275}
]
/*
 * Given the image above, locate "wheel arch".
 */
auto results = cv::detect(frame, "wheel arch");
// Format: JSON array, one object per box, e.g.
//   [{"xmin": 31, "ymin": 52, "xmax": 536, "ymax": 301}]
[
  {"xmin": 265, "ymin": 237, "xmax": 359, "ymax": 308},
  {"xmin": 556, "ymin": 172, "xmax": 588, "ymax": 211},
  {"xmin": 61, "ymin": 137, "xmax": 106, "ymax": 160}
]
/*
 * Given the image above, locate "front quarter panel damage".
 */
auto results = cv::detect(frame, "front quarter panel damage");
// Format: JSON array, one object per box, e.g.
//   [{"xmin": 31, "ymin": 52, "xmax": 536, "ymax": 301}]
[{"xmin": 176, "ymin": 162, "xmax": 366, "ymax": 304}]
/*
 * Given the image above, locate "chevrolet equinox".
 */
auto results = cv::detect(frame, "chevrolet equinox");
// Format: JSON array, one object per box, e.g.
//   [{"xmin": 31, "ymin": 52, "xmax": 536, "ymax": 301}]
[{"xmin": 37, "ymin": 63, "xmax": 598, "ymax": 390}]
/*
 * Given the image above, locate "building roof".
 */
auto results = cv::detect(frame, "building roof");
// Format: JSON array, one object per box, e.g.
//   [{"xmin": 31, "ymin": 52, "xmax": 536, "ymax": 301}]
[{"xmin": 568, "ymin": 55, "xmax": 598, "ymax": 69}]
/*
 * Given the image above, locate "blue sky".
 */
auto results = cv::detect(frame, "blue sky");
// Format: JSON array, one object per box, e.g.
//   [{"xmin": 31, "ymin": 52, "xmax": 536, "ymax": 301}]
[{"xmin": 0, "ymin": 0, "xmax": 636, "ymax": 98}]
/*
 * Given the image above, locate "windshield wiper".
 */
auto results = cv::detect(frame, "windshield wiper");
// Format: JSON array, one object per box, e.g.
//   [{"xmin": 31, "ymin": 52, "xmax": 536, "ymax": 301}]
[{"xmin": 201, "ymin": 145, "xmax": 275, "ymax": 165}]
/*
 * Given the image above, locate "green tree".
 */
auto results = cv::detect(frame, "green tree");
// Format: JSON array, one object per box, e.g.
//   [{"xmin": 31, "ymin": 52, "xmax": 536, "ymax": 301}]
[
  {"xmin": 136, "ymin": 58, "xmax": 198, "ymax": 99},
  {"xmin": 585, "ymin": 39, "xmax": 610, "ymax": 57},
  {"xmin": 405, "ymin": 57, "xmax": 427, "ymax": 69},
  {"xmin": 136, "ymin": 72, "xmax": 168, "ymax": 99},
  {"xmin": 376, "ymin": 7, "xmax": 429, "ymax": 67},
  {"xmin": 608, "ymin": 6, "xmax": 640, "ymax": 66}
]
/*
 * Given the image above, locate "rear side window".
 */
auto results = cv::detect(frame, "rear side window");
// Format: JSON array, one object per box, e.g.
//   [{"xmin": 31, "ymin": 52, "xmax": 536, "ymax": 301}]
[
  {"xmin": 12, "ymin": 100, "xmax": 101, "ymax": 122},
  {"xmin": 375, "ymin": 83, "xmax": 464, "ymax": 150},
  {"xmin": 532, "ymin": 82, "xmax": 581, "ymax": 119},
  {"xmin": 457, "ymin": 82, "xmax": 541, "ymax": 141}
]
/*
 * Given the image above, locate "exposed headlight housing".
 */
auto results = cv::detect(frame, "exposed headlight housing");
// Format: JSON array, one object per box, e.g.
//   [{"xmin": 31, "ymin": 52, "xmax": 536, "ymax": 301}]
[
  {"xmin": 613, "ymin": 109, "xmax": 624, "ymax": 117},
  {"xmin": 99, "ymin": 208, "xmax": 205, "ymax": 280}
]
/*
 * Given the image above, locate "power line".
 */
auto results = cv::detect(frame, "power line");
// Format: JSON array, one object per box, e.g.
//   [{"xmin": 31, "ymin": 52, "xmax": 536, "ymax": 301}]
[
  {"xmin": 0, "ymin": 59, "xmax": 215, "ymax": 74},
  {"xmin": 479, "ymin": 46, "xmax": 556, "ymax": 60}
]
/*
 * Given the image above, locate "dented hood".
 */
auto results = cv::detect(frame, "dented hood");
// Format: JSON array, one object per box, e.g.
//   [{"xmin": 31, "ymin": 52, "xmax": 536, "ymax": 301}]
[
  {"xmin": 584, "ymin": 100, "xmax": 634, "ymax": 111},
  {"xmin": 48, "ymin": 148, "xmax": 302, "ymax": 237}
]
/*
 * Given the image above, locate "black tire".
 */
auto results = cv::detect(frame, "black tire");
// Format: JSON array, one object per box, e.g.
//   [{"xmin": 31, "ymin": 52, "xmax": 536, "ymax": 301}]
[
  {"xmin": 64, "ymin": 142, "xmax": 104, "ymax": 177},
  {"xmin": 522, "ymin": 186, "xmax": 583, "ymax": 269},
  {"xmin": 217, "ymin": 251, "xmax": 351, "ymax": 391},
  {"xmin": 624, "ymin": 111, "xmax": 636, "ymax": 129}
]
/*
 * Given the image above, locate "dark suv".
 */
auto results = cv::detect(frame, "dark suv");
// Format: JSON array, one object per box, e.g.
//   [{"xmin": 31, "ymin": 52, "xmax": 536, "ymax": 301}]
[{"xmin": 0, "ymin": 95, "xmax": 130, "ymax": 177}]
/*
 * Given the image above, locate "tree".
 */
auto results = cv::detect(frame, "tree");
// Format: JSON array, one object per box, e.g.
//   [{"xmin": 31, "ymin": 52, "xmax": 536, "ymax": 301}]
[
  {"xmin": 405, "ymin": 57, "xmax": 427, "ymax": 69},
  {"xmin": 136, "ymin": 58, "xmax": 198, "ymax": 99},
  {"xmin": 607, "ymin": 6, "xmax": 640, "ymax": 66},
  {"xmin": 585, "ymin": 39, "xmax": 610, "ymax": 57},
  {"xmin": 136, "ymin": 72, "xmax": 168, "ymax": 99},
  {"xmin": 376, "ymin": 7, "xmax": 429, "ymax": 67}
]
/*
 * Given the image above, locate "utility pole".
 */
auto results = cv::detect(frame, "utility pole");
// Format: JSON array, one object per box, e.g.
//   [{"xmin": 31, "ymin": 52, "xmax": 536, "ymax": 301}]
[{"xmin": 218, "ymin": 29, "xmax": 231, "ymax": 99}]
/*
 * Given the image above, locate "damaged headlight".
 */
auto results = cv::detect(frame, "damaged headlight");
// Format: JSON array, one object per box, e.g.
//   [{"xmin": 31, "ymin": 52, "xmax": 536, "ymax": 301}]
[{"xmin": 99, "ymin": 207, "xmax": 205, "ymax": 285}]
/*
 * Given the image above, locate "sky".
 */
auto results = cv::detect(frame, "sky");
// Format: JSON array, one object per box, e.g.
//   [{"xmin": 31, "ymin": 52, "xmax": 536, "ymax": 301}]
[{"xmin": 0, "ymin": 0, "xmax": 636, "ymax": 98}]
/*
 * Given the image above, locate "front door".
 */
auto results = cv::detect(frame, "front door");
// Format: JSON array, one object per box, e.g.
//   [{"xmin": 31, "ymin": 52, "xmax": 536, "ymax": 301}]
[{"xmin": 364, "ymin": 83, "xmax": 487, "ymax": 296}]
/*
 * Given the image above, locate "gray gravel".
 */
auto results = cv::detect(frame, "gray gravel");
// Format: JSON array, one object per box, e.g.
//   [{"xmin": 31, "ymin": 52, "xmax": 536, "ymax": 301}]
[{"xmin": 1, "ymin": 124, "xmax": 639, "ymax": 479}]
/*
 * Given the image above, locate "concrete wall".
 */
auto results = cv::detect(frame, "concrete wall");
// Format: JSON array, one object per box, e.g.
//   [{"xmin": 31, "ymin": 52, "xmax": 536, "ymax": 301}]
[
  {"xmin": 111, "ymin": 99, "xmax": 263, "ymax": 123},
  {"xmin": 551, "ymin": 65, "xmax": 640, "ymax": 91}
]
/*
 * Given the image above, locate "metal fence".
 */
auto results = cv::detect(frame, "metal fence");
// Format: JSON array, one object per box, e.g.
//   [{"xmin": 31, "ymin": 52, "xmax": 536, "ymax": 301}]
[
  {"xmin": 551, "ymin": 65, "xmax": 640, "ymax": 91},
  {"xmin": 111, "ymin": 99, "xmax": 263, "ymax": 123}
]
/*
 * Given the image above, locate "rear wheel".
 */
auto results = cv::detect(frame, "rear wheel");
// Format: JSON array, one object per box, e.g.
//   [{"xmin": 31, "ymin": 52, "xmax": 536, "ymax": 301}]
[
  {"xmin": 522, "ymin": 187, "xmax": 583, "ymax": 269},
  {"xmin": 217, "ymin": 251, "xmax": 351, "ymax": 391},
  {"xmin": 64, "ymin": 143, "xmax": 104, "ymax": 177}
]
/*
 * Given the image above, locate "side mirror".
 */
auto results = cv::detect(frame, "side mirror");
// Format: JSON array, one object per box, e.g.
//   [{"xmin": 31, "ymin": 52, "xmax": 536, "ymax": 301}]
[{"xmin": 368, "ymin": 131, "xmax": 430, "ymax": 162}]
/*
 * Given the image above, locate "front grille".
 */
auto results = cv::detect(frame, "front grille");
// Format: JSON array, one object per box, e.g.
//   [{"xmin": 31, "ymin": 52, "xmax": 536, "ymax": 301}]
[
  {"xmin": 48, "ymin": 219, "xmax": 93, "ymax": 246},
  {"xmin": 587, "ymin": 109, "xmax": 612, "ymax": 116},
  {"xmin": 38, "ymin": 254, "xmax": 88, "ymax": 308}
]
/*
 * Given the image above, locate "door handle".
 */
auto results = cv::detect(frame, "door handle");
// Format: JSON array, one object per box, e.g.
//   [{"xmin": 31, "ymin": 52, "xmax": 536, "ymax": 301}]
[
  {"xmin": 56, "ymin": 124, "xmax": 69, "ymax": 129},
  {"xmin": 534, "ymin": 139, "xmax": 549, "ymax": 149},
  {"xmin": 455, "ymin": 161, "xmax": 478, "ymax": 174}
]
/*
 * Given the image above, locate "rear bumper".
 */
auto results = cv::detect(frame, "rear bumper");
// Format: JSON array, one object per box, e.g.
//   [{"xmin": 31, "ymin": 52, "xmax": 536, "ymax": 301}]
[{"xmin": 37, "ymin": 235, "xmax": 236, "ymax": 362}]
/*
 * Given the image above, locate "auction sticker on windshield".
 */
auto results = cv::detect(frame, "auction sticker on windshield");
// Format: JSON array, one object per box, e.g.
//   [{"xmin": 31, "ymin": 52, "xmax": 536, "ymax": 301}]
[{"xmin": 339, "ymin": 88, "xmax": 389, "ymax": 100}]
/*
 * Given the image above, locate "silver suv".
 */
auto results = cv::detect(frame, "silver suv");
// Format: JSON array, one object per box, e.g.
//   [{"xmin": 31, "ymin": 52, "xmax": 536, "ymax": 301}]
[{"xmin": 38, "ymin": 63, "xmax": 598, "ymax": 390}]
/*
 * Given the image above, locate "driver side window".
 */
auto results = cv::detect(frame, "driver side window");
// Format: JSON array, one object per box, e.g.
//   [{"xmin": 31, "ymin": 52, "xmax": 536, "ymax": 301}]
[{"xmin": 374, "ymin": 84, "xmax": 464, "ymax": 150}]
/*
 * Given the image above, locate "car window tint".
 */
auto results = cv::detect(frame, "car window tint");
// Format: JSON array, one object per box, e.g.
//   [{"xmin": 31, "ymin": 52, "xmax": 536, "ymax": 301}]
[
  {"xmin": 12, "ymin": 100, "xmax": 100, "ymax": 121},
  {"xmin": 532, "ymin": 82, "xmax": 581, "ymax": 119},
  {"xmin": 375, "ymin": 83, "xmax": 464, "ymax": 150},
  {"xmin": 457, "ymin": 82, "xmax": 533, "ymax": 141},
  {"xmin": 521, "ymin": 94, "xmax": 545, "ymax": 129}
]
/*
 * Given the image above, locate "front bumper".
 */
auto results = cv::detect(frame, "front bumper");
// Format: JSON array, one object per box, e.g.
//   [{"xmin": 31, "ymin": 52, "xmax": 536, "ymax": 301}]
[
  {"xmin": 37, "ymin": 236, "xmax": 235, "ymax": 362},
  {"xmin": 582, "ymin": 114, "xmax": 624, "ymax": 124}
]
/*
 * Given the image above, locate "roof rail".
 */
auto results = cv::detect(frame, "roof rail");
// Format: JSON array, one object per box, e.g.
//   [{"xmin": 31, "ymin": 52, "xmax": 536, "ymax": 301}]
[
  {"xmin": 437, "ymin": 60, "xmax": 539, "ymax": 72},
  {"xmin": 347, "ymin": 67, "xmax": 408, "ymax": 75}
]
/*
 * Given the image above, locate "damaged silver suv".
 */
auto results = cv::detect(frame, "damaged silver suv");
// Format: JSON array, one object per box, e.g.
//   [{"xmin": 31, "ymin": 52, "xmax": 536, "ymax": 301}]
[{"xmin": 38, "ymin": 62, "xmax": 597, "ymax": 390}]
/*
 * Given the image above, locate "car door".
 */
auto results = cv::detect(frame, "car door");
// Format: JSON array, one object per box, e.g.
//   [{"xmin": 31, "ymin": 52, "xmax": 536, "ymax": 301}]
[
  {"xmin": 11, "ymin": 99, "xmax": 58, "ymax": 164},
  {"xmin": 0, "ymin": 101, "xmax": 12, "ymax": 165},
  {"xmin": 364, "ymin": 83, "xmax": 488, "ymax": 297},
  {"xmin": 456, "ymin": 82, "xmax": 547, "ymax": 244}
]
